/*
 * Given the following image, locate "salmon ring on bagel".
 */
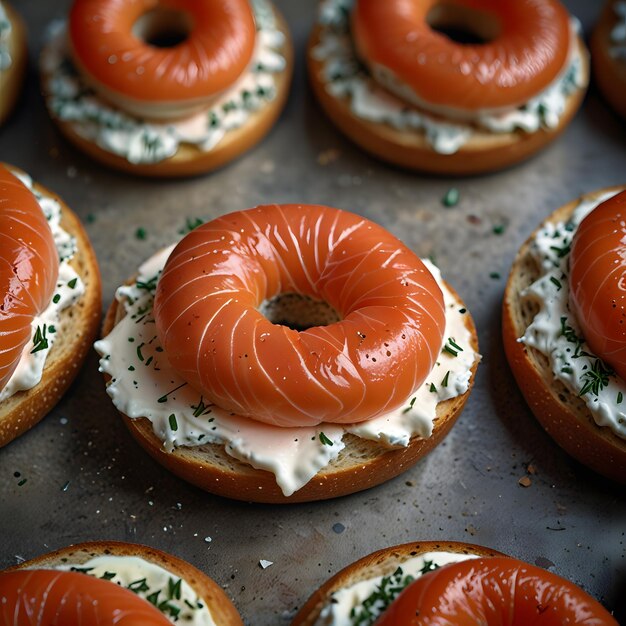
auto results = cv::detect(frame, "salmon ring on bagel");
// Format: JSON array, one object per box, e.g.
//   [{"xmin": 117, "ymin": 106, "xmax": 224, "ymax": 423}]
[
  {"xmin": 0, "ymin": 165, "xmax": 58, "ymax": 391},
  {"xmin": 1, "ymin": 541, "xmax": 244, "ymax": 626},
  {"xmin": 0, "ymin": 570, "xmax": 172, "ymax": 626},
  {"xmin": 153, "ymin": 204, "xmax": 446, "ymax": 428},
  {"xmin": 308, "ymin": 0, "xmax": 588, "ymax": 174},
  {"xmin": 41, "ymin": 0, "xmax": 293, "ymax": 176},
  {"xmin": 0, "ymin": 164, "xmax": 101, "ymax": 448},
  {"xmin": 503, "ymin": 187, "xmax": 626, "ymax": 483},
  {"xmin": 569, "ymin": 191, "xmax": 626, "ymax": 384},
  {"xmin": 69, "ymin": 0, "xmax": 256, "ymax": 120},
  {"xmin": 96, "ymin": 205, "xmax": 478, "ymax": 501},
  {"xmin": 352, "ymin": 0, "xmax": 572, "ymax": 117},
  {"xmin": 377, "ymin": 557, "xmax": 618, "ymax": 625}
]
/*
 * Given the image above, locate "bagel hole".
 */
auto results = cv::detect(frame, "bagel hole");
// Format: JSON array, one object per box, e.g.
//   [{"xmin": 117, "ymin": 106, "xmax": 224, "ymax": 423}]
[
  {"xmin": 426, "ymin": 4, "xmax": 500, "ymax": 45},
  {"xmin": 133, "ymin": 7, "xmax": 194, "ymax": 48},
  {"xmin": 259, "ymin": 293, "xmax": 341, "ymax": 331}
]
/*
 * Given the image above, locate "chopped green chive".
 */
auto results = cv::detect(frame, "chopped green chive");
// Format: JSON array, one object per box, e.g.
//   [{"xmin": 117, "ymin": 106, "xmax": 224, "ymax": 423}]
[
  {"xmin": 492, "ymin": 224, "xmax": 506, "ymax": 235},
  {"xmin": 429, "ymin": 383, "xmax": 437, "ymax": 393},
  {"xmin": 442, "ymin": 187, "xmax": 460, "ymax": 207},
  {"xmin": 550, "ymin": 276, "xmax": 562, "ymax": 290},
  {"xmin": 31, "ymin": 325, "xmax": 49, "ymax": 353},
  {"xmin": 168, "ymin": 577, "xmax": 182, "ymax": 600},
  {"xmin": 441, "ymin": 371, "xmax": 450, "ymax": 387},
  {"xmin": 52, "ymin": 294, "xmax": 61, "ymax": 304},
  {"xmin": 319, "ymin": 431, "xmax": 333, "ymax": 446},
  {"xmin": 135, "ymin": 227, "xmax": 147, "ymax": 240},
  {"xmin": 127, "ymin": 578, "xmax": 150, "ymax": 593},
  {"xmin": 67, "ymin": 278, "xmax": 78, "ymax": 289},
  {"xmin": 157, "ymin": 382, "xmax": 187, "ymax": 403},
  {"xmin": 579, "ymin": 359, "xmax": 614, "ymax": 397},
  {"xmin": 420, "ymin": 559, "xmax": 438, "ymax": 575},
  {"xmin": 448, "ymin": 338, "xmax": 463, "ymax": 352},
  {"xmin": 443, "ymin": 338, "xmax": 463, "ymax": 358},
  {"xmin": 618, "ymin": 392, "xmax": 623, "ymax": 405},
  {"xmin": 402, "ymin": 396, "xmax": 417, "ymax": 414},
  {"xmin": 550, "ymin": 243, "xmax": 571, "ymax": 258},
  {"xmin": 168, "ymin": 414, "xmax": 178, "ymax": 431},
  {"xmin": 191, "ymin": 396, "xmax": 212, "ymax": 417},
  {"xmin": 489, "ymin": 272, "xmax": 501, "ymax": 280},
  {"xmin": 136, "ymin": 275, "xmax": 158, "ymax": 291},
  {"xmin": 136, "ymin": 343, "xmax": 145, "ymax": 362},
  {"xmin": 178, "ymin": 217, "xmax": 205, "ymax": 235}
]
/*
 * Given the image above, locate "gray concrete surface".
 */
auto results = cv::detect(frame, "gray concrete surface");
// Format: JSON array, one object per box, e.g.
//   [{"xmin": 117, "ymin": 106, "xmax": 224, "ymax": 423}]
[{"xmin": 0, "ymin": 1, "xmax": 624, "ymax": 623}]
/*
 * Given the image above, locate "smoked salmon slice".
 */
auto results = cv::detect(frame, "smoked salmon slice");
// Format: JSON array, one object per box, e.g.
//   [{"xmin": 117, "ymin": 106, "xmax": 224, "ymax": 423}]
[
  {"xmin": 154, "ymin": 204, "xmax": 446, "ymax": 428},
  {"xmin": 352, "ymin": 0, "xmax": 572, "ymax": 112},
  {"xmin": 69, "ymin": 0, "xmax": 256, "ymax": 104},
  {"xmin": 569, "ymin": 190, "xmax": 626, "ymax": 381},
  {"xmin": 0, "ymin": 569, "xmax": 171, "ymax": 625},
  {"xmin": 0, "ymin": 166, "xmax": 58, "ymax": 392},
  {"xmin": 377, "ymin": 557, "xmax": 618, "ymax": 625}
]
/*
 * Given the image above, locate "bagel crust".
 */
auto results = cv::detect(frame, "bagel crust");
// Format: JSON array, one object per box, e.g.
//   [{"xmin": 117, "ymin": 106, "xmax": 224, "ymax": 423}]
[
  {"xmin": 6, "ymin": 541, "xmax": 243, "ymax": 626},
  {"xmin": 591, "ymin": 0, "xmax": 626, "ymax": 120},
  {"xmin": 0, "ymin": 1, "xmax": 27, "ymax": 127},
  {"xmin": 99, "ymin": 272, "xmax": 478, "ymax": 504},
  {"xmin": 0, "ymin": 167, "xmax": 102, "ymax": 447},
  {"xmin": 40, "ymin": 2, "xmax": 293, "ymax": 177},
  {"xmin": 307, "ymin": 9, "xmax": 589, "ymax": 175},
  {"xmin": 291, "ymin": 541, "xmax": 504, "ymax": 626},
  {"xmin": 502, "ymin": 188, "xmax": 626, "ymax": 483}
]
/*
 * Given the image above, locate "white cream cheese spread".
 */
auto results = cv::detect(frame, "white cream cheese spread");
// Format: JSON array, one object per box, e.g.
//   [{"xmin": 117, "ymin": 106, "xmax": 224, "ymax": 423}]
[
  {"xmin": 520, "ymin": 190, "xmax": 626, "ymax": 440},
  {"xmin": 312, "ymin": 0, "xmax": 585, "ymax": 155},
  {"xmin": 95, "ymin": 246, "xmax": 477, "ymax": 497},
  {"xmin": 0, "ymin": 1, "xmax": 12, "ymax": 72},
  {"xmin": 0, "ymin": 171, "xmax": 84, "ymax": 403},
  {"xmin": 611, "ymin": 1, "xmax": 626, "ymax": 59},
  {"xmin": 315, "ymin": 550, "xmax": 477, "ymax": 626},
  {"xmin": 55, "ymin": 555, "xmax": 216, "ymax": 626},
  {"xmin": 40, "ymin": 0, "xmax": 286, "ymax": 165}
]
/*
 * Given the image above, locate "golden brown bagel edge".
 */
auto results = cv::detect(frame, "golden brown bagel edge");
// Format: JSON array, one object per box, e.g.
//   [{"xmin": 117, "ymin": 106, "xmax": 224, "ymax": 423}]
[
  {"xmin": 7, "ymin": 540, "xmax": 243, "ymax": 626},
  {"xmin": 100, "ymin": 278, "xmax": 478, "ymax": 504},
  {"xmin": 291, "ymin": 540, "xmax": 505, "ymax": 626},
  {"xmin": 40, "ymin": 4, "xmax": 293, "ymax": 178},
  {"xmin": 502, "ymin": 187, "xmax": 626, "ymax": 483},
  {"xmin": 0, "ymin": 166, "xmax": 102, "ymax": 447},
  {"xmin": 0, "ymin": 1, "xmax": 27, "ymax": 126},
  {"xmin": 307, "ymin": 26, "xmax": 589, "ymax": 175}
]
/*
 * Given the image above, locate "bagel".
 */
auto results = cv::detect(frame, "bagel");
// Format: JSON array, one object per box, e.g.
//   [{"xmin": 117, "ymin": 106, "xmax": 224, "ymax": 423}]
[
  {"xmin": 0, "ymin": 164, "xmax": 101, "ymax": 447},
  {"xmin": 308, "ymin": 0, "xmax": 589, "ymax": 175},
  {"xmin": 591, "ymin": 0, "xmax": 626, "ymax": 119},
  {"xmin": 291, "ymin": 541, "xmax": 505, "ymax": 626},
  {"xmin": 0, "ymin": 1, "xmax": 27, "ymax": 126},
  {"xmin": 40, "ymin": 0, "xmax": 293, "ymax": 177},
  {"xmin": 153, "ymin": 205, "xmax": 446, "ymax": 428},
  {"xmin": 95, "ymin": 206, "xmax": 479, "ymax": 503},
  {"xmin": 2, "ymin": 540, "xmax": 242, "ymax": 626},
  {"xmin": 69, "ymin": 0, "xmax": 256, "ymax": 121},
  {"xmin": 503, "ymin": 187, "xmax": 626, "ymax": 483},
  {"xmin": 292, "ymin": 541, "xmax": 617, "ymax": 626}
]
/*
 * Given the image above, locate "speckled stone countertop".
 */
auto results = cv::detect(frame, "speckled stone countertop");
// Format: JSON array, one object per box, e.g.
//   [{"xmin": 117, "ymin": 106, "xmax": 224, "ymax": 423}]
[{"xmin": 0, "ymin": 0, "xmax": 624, "ymax": 623}]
